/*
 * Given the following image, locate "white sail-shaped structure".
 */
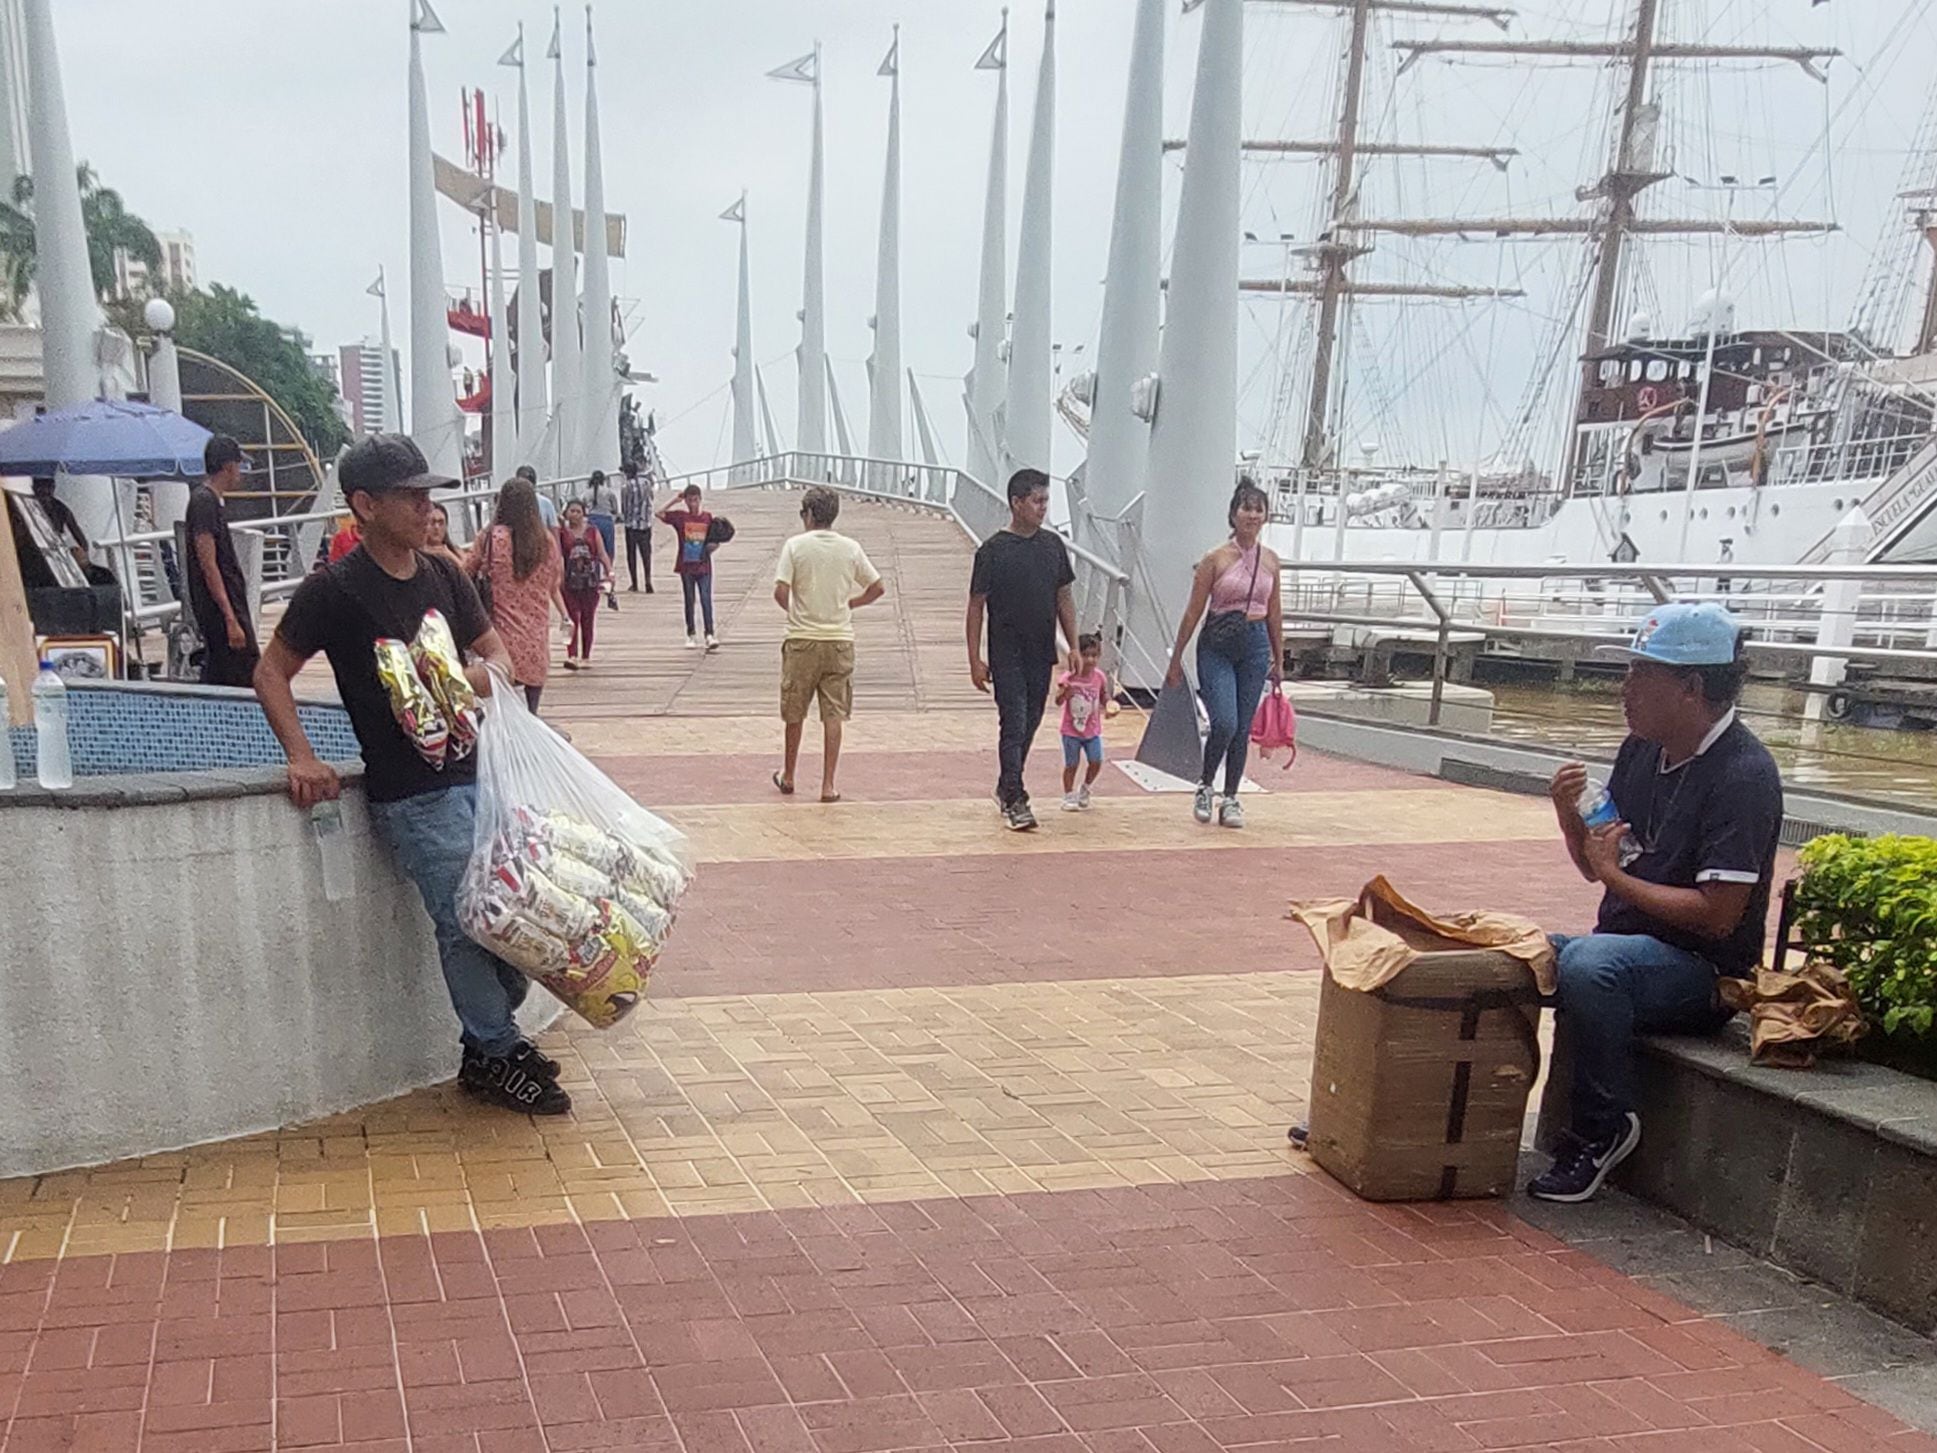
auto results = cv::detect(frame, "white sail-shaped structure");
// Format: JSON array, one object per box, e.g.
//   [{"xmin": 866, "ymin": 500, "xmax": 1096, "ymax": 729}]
[
  {"xmin": 770, "ymin": 48, "xmax": 826, "ymax": 455},
  {"xmin": 506, "ymin": 26, "xmax": 548, "ymax": 467},
  {"xmin": 579, "ymin": 7, "xmax": 618, "ymax": 475},
  {"xmin": 547, "ymin": 7, "xmax": 582, "ymax": 481},
  {"xmin": 724, "ymin": 195, "xmax": 757, "ymax": 467},
  {"xmin": 407, "ymin": 0, "xmax": 462, "ymax": 480},
  {"xmin": 867, "ymin": 31, "xmax": 903, "ymax": 464},
  {"xmin": 965, "ymin": 14, "xmax": 1009, "ymax": 490},
  {"xmin": 1004, "ymin": 2, "xmax": 1055, "ymax": 476}
]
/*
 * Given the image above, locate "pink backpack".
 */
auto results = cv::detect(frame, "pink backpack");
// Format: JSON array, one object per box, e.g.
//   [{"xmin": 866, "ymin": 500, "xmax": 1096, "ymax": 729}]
[{"xmin": 1251, "ymin": 688, "xmax": 1299, "ymax": 768}]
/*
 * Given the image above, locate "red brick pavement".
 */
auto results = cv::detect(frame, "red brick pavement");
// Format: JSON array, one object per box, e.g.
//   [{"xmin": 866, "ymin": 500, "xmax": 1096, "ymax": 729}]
[{"xmin": 3, "ymin": 1181, "xmax": 1929, "ymax": 1453}]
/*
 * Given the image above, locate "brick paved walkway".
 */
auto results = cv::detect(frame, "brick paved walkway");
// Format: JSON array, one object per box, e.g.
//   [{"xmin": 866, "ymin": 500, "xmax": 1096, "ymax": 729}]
[{"xmin": 5, "ymin": 493, "xmax": 1930, "ymax": 1451}]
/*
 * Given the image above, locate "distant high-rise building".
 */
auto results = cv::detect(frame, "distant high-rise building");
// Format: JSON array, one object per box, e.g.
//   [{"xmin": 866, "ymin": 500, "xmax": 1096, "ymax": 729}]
[
  {"xmin": 338, "ymin": 337, "xmax": 401, "ymax": 435},
  {"xmin": 113, "ymin": 230, "xmax": 196, "ymax": 300}
]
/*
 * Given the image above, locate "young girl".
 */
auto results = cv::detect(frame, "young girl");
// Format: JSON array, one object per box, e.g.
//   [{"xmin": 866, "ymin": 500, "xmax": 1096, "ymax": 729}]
[
  {"xmin": 557, "ymin": 499, "xmax": 611, "ymax": 670},
  {"xmin": 1056, "ymin": 632, "xmax": 1110, "ymax": 812}
]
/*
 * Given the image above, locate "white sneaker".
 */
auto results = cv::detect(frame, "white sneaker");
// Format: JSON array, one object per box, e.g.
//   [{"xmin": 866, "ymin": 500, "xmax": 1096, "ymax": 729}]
[
  {"xmin": 1060, "ymin": 793, "xmax": 1082, "ymax": 813},
  {"xmin": 1192, "ymin": 784, "xmax": 1214, "ymax": 824},
  {"xmin": 1076, "ymin": 784, "xmax": 1093, "ymax": 809},
  {"xmin": 1218, "ymin": 796, "xmax": 1245, "ymax": 829},
  {"xmin": 684, "ymin": 634, "xmax": 698, "ymax": 650},
  {"xmin": 705, "ymin": 634, "xmax": 720, "ymax": 652}
]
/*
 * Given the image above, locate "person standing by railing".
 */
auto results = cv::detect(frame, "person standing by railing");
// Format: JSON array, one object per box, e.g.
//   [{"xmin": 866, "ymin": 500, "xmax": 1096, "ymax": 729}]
[
  {"xmin": 619, "ymin": 460, "xmax": 654, "ymax": 594},
  {"xmin": 186, "ymin": 435, "xmax": 260, "ymax": 688},
  {"xmin": 1162, "ymin": 479, "xmax": 1284, "ymax": 829}
]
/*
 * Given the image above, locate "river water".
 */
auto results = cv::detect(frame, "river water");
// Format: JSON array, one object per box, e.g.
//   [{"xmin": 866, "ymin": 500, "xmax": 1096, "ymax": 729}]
[{"xmin": 1485, "ymin": 681, "xmax": 1937, "ymax": 815}]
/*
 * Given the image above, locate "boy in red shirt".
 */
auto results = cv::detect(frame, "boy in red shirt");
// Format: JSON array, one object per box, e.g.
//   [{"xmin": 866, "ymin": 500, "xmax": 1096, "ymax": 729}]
[{"xmin": 657, "ymin": 484, "xmax": 720, "ymax": 650}]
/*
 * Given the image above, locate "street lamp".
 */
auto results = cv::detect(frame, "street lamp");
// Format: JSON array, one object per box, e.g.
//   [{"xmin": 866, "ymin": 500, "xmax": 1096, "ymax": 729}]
[{"xmin": 1677, "ymin": 172, "xmax": 1778, "ymax": 562}]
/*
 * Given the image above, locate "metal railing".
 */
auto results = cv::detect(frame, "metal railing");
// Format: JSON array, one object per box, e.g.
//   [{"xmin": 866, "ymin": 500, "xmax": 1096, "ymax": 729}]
[{"xmin": 1281, "ymin": 558, "xmax": 1937, "ymax": 727}]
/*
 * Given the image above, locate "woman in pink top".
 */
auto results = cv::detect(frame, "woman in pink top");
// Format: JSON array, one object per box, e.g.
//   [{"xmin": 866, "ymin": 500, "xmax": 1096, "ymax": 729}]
[
  {"xmin": 467, "ymin": 477, "xmax": 565, "ymax": 712},
  {"xmin": 1162, "ymin": 478, "xmax": 1285, "ymax": 828}
]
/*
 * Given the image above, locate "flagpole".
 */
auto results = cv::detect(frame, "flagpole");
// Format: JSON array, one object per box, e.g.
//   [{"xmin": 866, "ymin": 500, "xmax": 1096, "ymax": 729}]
[
  {"xmin": 548, "ymin": 4, "xmax": 582, "ymax": 482},
  {"xmin": 867, "ymin": 28, "xmax": 903, "ymax": 465},
  {"xmin": 508, "ymin": 23, "xmax": 547, "ymax": 467},
  {"xmin": 580, "ymin": 4, "xmax": 618, "ymax": 476},
  {"xmin": 1085, "ymin": 0, "xmax": 1165, "ymax": 526},
  {"xmin": 408, "ymin": 0, "xmax": 463, "ymax": 480},
  {"xmin": 1005, "ymin": 0, "xmax": 1056, "ymax": 477},
  {"xmin": 726, "ymin": 194, "xmax": 758, "ymax": 467},
  {"xmin": 802, "ymin": 44, "xmax": 827, "ymax": 455},
  {"xmin": 486, "ymin": 110, "xmax": 516, "ymax": 479},
  {"xmin": 374, "ymin": 266, "xmax": 399, "ymax": 434},
  {"xmin": 966, "ymin": 11, "xmax": 1009, "ymax": 492}
]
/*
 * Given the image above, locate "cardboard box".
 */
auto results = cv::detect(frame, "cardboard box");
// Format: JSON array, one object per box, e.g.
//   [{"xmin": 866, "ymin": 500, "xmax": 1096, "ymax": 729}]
[{"xmin": 1306, "ymin": 919, "xmax": 1542, "ymax": 1201}]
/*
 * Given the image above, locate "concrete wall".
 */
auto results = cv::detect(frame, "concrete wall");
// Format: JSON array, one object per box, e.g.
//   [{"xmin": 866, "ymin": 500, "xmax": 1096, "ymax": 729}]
[{"xmin": 0, "ymin": 783, "xmax": 559, "ymax": 1177}]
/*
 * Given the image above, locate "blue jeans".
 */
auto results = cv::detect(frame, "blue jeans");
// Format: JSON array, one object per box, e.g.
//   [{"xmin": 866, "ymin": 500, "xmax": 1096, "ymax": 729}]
[
  {"xmin": 1196, "ymin": 619, "xmax": 1272, "ymax": 795},
  {"xmin": 367, "ymin": 783, "xmax": 528, "ymax": 1058},
  {"xmin": 1062, "ymin": 733, "xmax": 1103, "ymax": 767},
  {"xmin": 681, "ymin": 572, "xmax": 715, "ymax": 634},
  {"xmin": 1551, "ymin": 932, "xmax": 1731, "ymax": 1142}
]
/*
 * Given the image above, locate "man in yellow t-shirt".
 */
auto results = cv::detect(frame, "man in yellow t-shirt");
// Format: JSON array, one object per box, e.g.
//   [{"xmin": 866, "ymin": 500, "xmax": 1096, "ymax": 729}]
[{"xmin": 772, "ymin": 487, "xmax": 885, "ymax": 802}]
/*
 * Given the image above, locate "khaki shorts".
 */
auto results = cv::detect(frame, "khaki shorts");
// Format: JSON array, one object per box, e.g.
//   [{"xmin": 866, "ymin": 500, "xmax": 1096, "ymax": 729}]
[{"xmin": 780, "ymin": 638, "xmax": 856, "ymax": 723}]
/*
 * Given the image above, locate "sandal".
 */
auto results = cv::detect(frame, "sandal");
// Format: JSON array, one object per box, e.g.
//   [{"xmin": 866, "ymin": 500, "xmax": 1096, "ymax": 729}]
[
  {"xmin": 772, "ymin": 771, "xmax": 795, "ymax": 796},
  {"xmin": 819, "ymin": 792, "xmax": 842, "ymax": 804}
]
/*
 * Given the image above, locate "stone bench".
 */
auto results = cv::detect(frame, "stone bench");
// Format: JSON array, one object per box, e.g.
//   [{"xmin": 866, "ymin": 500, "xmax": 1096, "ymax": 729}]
[{"xmin": 1538, "ymin": 1019, "xmax": 1937, "ymax": 1336}]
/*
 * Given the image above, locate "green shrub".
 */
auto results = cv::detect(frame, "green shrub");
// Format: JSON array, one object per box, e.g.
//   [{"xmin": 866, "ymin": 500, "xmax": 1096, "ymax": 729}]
[{"xmin": 1793, "ymin": 834, "xmax": 1937, "ymax": 1041}]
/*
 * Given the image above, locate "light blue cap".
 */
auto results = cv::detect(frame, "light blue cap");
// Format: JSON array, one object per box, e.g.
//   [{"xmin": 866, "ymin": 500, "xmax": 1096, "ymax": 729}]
[{"xmin": 1598, "ymin": 601, "xmax": 1743, "ymax": 667}]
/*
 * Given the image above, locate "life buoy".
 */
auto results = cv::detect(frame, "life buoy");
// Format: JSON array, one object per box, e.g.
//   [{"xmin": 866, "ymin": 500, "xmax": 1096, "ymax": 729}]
[{"xmin": 1635, "ymin": 384, "xmax": 1661, "ymax": 412}]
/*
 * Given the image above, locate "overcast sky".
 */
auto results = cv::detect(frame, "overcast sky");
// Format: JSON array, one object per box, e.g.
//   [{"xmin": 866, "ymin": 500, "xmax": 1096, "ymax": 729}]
[{"xmin": 47, "ymin": 0, "xmax": 1937, "ymax": 480}]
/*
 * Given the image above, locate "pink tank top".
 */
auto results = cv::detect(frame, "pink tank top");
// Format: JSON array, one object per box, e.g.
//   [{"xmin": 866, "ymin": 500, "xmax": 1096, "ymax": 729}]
[{"xmin": 1208, "ymin": 544, "xmax": 1271, "ymax": 618}]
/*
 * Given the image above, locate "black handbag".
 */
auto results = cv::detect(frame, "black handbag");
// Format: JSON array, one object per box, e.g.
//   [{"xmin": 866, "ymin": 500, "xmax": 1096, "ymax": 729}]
[{"xmin": 1198, "ymin": 546, "xmax": 1262, "ymax": 662}]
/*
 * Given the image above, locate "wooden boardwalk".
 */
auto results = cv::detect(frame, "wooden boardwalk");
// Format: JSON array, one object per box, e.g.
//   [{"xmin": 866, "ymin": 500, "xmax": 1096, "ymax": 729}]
[{"xmin": 541, "ymin": 488, "xmax": 989, "ymax": 723}]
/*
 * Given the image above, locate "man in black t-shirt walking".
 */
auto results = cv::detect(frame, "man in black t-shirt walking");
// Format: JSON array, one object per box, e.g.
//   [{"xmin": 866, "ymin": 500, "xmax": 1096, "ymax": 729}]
[
  {"xmin": 967, "ymin": 468, "xmax": 1079, "ymax": 831},
  {"xmin": 186, "ymin": 435, "xmax": 260, "ymax": 687},
  {"xmin": 253, "ymin": 434, "xmax": 570, "ymax": 1116},
  {"xmin": 1532, "ymin": 602, "xmax": 1782, "ymax": 1204}
]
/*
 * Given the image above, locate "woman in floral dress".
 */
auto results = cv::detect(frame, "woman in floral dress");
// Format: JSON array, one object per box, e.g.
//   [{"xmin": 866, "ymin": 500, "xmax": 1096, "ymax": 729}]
[{"xmin": 467, "ymin": 477, "xmax": 565, "ymax": 712}]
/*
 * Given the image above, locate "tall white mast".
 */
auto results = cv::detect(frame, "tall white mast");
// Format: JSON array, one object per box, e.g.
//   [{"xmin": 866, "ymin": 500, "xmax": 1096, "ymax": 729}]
[
  {"xmin": 1085, "ymin": 0, "xmax": 1165, "ymax": 523},
  {"xmin": 371, "ymin": 267, "xmax": 398, "ymax": 433},
  {"xmin": 487, "ymin": 182, "xmax": 515, "ymax": 475},
  {"xmin": 965, "ymin": 12, "xmax": 1009, "ymax": 489},
  {"xmin": 579, "ymin": 5, "xmax": 617, "ymax": 474},
  {"xmin": 506, "ymin": 24, "xmax": 547, "ymax": 465},
  {"xmin": 769, "ymin": 47, "xmax": 826, "ymax": 454},
  {"xmin": 20, "ymin": 0, "xmax": 90, "ymax": 410},
  {"xmin": 867, "ymin": 29, "xmax": 904, "ymax": 463},
  {"xmin": 547, "ymin": 6, "xmax": 582, "ymax": 480},
  {"xmin": 724, "ymin": 194, "xmax": 757, "ymax": 465},
  {"xmin": 407, "ymin": 0, "xmax": 462, "ymax": 480},
  {"xmin": 1004, "ymin": 1, "xmax": 1055, "ymax": 475},
  {"xmin": 1133, "ymin": 0, "xmax": 1241, "ymax": 676}
]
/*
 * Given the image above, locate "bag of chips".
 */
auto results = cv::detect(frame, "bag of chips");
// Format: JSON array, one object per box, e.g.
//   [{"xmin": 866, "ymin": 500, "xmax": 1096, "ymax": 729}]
[{"xmin": 456, "ymin": 671, "xmax": 695, "ymax": 1028}]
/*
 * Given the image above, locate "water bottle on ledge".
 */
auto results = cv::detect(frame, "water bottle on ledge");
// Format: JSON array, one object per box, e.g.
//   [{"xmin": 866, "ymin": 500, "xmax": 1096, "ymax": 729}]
[
  {"xmin": 32, "ymin": 662, "xmax": 71, "ymax": 790},
  {"xmin": 1577, "ymin": 779, "xmax": 1641, "ymax": 868}
]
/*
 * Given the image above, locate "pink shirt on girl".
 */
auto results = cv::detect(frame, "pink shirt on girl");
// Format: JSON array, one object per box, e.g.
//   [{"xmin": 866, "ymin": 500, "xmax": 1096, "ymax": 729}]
[{"xmin": 1059, "ymin": 667, "xmax": 1107, "ymax": 740}]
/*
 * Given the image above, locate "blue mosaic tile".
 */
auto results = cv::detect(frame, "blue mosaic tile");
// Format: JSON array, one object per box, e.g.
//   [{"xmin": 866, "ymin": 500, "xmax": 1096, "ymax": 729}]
[{"xmin": 3, "ymin": 684, "xmax": 357, "ymax": 782}]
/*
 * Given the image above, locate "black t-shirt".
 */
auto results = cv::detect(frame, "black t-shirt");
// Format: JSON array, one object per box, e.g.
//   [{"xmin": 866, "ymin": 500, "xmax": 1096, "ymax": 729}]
[
  {"xmin": 275, "ymin": 548, "xmax": 491, "ymax": 803},
  {"xmin": 1596, "ymin": 715, "xmax": 1784, "ymax": 976},
  {"xmin": 970, "ymin": 528, "xmax": 1075, "ymax": 664},
  {"xmin": 185, "ymin": 485, "xmax": 251, "ymax": 638}
]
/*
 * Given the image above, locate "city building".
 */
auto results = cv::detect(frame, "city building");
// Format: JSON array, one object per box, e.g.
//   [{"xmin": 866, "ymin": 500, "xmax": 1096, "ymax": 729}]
[
  {"xmin": 112, "ymin": 229, "xmax": 196, "ymax": 300},
  {"xmin": 338, "ymin": 336, "xmax": 401, "ymax": 435}
]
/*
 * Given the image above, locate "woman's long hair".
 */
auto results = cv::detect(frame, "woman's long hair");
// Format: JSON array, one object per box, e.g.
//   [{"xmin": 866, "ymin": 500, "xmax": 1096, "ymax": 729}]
[
  {"xmin": 492, "ymin": 477, "xmax": 551, "ymax": 581},
  {"xmin": 1228, "ymin": 476, "xmax": 1270, "ymax": 534}
]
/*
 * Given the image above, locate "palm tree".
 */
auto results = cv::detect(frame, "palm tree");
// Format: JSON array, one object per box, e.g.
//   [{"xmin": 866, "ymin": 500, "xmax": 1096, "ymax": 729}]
[{"xmin": 0, "ymin": 164, "xmax": 163, "ymax": 319}]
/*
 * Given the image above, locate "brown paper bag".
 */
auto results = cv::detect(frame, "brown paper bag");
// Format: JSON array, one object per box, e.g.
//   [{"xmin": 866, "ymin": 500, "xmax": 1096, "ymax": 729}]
[
  {"xmin": 1718, "ymin": 962, "xmax": 1866, "ymax": 1069},
  {"xmin": 1290, "ymin": 875, "xmax": 1556, "ymax": 995}
]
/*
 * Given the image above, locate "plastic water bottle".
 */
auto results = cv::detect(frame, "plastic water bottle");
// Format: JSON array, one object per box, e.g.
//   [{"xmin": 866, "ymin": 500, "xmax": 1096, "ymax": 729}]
[
  {"xmin": 1577, "ymin": 779, "xmax": 1641, "ymax": 867},
  {"xmin": 32, "ymin": 662, "xmax": 71, "ymax": 790},
  {"xmin": 311, "ymin": 800, "xmax": 353, "ymax": 902},
  {"xmin": 0, "ymin": 670, "xmax": 14, "ymax": 789}
]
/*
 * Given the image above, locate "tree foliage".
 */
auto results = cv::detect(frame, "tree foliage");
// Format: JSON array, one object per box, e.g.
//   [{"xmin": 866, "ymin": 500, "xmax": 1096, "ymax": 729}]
[
  {"xmin": 1794, "ymin": 834, "xmax": 1937, "ymax": 1041},
  {"xmin": 0, "ymin": 164, "xmax": 162, "ymax": 315},
  {"xmin": 165, "ymin": 284, "xmax": 350, "ymax": 458}
]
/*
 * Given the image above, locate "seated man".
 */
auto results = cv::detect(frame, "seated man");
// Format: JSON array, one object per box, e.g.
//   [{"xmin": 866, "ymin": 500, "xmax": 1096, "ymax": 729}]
[{"xmin": 1532, "ymin": 601, "xmax": 1782, "ymax": 1204}]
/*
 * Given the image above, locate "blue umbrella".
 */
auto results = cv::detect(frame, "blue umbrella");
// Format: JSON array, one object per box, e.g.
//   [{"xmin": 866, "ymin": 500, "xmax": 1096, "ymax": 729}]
[{"xmin": 0, "ymin": 399, "xmax": 214, "ymax": 480}]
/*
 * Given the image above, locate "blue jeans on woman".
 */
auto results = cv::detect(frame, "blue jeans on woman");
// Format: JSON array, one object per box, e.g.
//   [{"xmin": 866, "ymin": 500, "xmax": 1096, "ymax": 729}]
[
  {"xmin": 367, "ymin": 783, "xmax": 528, "ymax": 1059},
  {"xmin": 681, "ymin": 572, "xmax": 715, "ymax": 635},
  {"xmin": 1197, "ymin": 618, "xmax": 1272, "ymax": 795}
]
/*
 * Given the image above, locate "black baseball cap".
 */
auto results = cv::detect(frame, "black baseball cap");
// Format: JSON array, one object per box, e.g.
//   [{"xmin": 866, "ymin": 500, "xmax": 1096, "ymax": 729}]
[
  {"xmin": 204, "ymin": 434, "xmax": 254, "ymax": 475},
  {"xmin": 339, "ymin": 433, "xmax": 457, "ymax": 498}
]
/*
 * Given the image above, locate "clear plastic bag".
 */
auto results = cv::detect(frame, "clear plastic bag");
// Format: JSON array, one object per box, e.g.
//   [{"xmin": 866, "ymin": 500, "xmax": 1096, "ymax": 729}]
[{"xmin": 457, "ymin": 670, "xmax": 695, "ymax": 1028}]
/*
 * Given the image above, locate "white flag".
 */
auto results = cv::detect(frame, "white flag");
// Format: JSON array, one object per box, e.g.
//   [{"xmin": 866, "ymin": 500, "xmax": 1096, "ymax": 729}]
[
  {"xmin": 719, "ymin": 196, "xmax": 746, "ymax": 224},
  {"xmin": 498, "ymin": 29, "xmax": 523, "ymax": 68},
  {"xmin": 367, "ymin": 272, "xmax": 386, "ymax": 299},
  {"xmin": 1182, "ymin": 0, "xmax": 1208, "ymax": 11},
  {"xmin": 878, "ymin": 34, "xmax": 898, "ymax": 78},
  {"xmin": 974, "ymin": 23, "xmax": 1006, "ymax": 71},
  {"xmin": 547, "ymin": 9, "xmax": 562, "ymax": 60},
  {"xmin": 412, "ymin": 0, "xmax": 445, "ymax": 34},
  {"xmin": 767, "ymin": 51, "xmax": 818, "ymax": 85},
  {"xmin": 586, "ymin": 7, "xmax": 599, "ymax": 67}
]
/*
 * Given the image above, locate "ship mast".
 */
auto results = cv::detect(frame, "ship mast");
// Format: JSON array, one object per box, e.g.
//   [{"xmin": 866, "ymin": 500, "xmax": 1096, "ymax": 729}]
[{"xmin": 1272, "ymin": 0, "xmax": 1838, "ymax": 485}]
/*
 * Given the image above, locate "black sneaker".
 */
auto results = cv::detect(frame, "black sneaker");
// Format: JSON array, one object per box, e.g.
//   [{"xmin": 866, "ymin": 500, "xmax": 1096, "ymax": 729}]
[
  {"xmin": 461, "ymin": 1044, "xmax": 572, "ymax": 1116},
  {"xmin": 462, "ymin": 1039, "xmax": 560, "ymax": 1080},
  {"xmin": 1002, "ymin": 799, "xmax": 1038, "ymax": 832},
  {"xmin": 1527, "ymin": 1113, "xmax": 1640, "ymax": 1203}
]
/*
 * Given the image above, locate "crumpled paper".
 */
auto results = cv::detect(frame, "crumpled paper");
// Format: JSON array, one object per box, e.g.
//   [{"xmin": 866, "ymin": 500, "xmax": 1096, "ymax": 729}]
[
  {"xmin": 1290, "ymin": 875, "xmax": 1556, "ymax": 995},
  {"xmin": 1719, "ymin": 961, "xmax": 1866, "ymax": 1069}
]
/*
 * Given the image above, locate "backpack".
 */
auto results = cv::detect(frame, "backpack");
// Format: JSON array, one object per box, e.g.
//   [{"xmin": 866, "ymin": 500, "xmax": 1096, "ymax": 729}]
[
  {"xmin": 705, "ymin": 516, "xmax": 736, "ymax": 546},
  {"xmin": 1250, "ymin": 687, "xmax": 1299, "ymax": 768},
  {"xmin": 561, "ymin": 528, "xmax": 602, "ymax": 593}
]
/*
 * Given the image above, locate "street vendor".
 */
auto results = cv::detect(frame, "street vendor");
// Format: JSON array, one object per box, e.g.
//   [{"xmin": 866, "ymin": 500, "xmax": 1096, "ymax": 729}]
[{"xmin": 1532, "ymin": 602, "xmax": 1783, "ymax": 1203}]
